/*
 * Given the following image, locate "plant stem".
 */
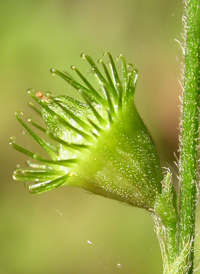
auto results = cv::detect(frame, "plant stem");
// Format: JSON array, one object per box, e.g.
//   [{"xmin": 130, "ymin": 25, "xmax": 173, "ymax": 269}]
[{"xmin": 179, "ymin": 0, "xmax": 200, "ymax": 272}]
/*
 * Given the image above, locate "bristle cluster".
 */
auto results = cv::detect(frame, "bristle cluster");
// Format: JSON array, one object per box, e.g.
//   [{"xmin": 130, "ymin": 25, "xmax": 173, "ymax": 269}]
[{"xmin": 10, "ymin": 53, "xmax": 138, "ymax": 194}]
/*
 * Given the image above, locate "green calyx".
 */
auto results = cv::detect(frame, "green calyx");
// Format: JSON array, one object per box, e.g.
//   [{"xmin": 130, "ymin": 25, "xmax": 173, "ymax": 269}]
[{"xmin": 10, "ymin": 52, "xmax": 163, "ymax": 211}]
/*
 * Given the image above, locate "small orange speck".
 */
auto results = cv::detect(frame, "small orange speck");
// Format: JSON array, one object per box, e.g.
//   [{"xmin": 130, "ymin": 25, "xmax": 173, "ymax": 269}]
[{"xmin": 36, "ymin": 91, "xmax": 44, "ymax": 98}]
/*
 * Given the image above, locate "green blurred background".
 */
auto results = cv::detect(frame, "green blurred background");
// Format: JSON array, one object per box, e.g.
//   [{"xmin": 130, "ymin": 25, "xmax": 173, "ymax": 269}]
[{"xmin": 1, "ymin": 1, "xmax": 198, "ymax": 273}]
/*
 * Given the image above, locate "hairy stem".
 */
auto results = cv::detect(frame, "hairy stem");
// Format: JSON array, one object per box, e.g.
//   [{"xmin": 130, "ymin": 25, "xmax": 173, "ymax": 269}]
[{"xmin": 179, "ymin": 0, "xmax": 200, "ymax": 272}]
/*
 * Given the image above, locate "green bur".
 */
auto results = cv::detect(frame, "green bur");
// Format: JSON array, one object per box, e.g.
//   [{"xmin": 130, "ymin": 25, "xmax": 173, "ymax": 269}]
[{"xmin": 10, "ymin": 52, "xmax": 163, "ymax": 211}]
